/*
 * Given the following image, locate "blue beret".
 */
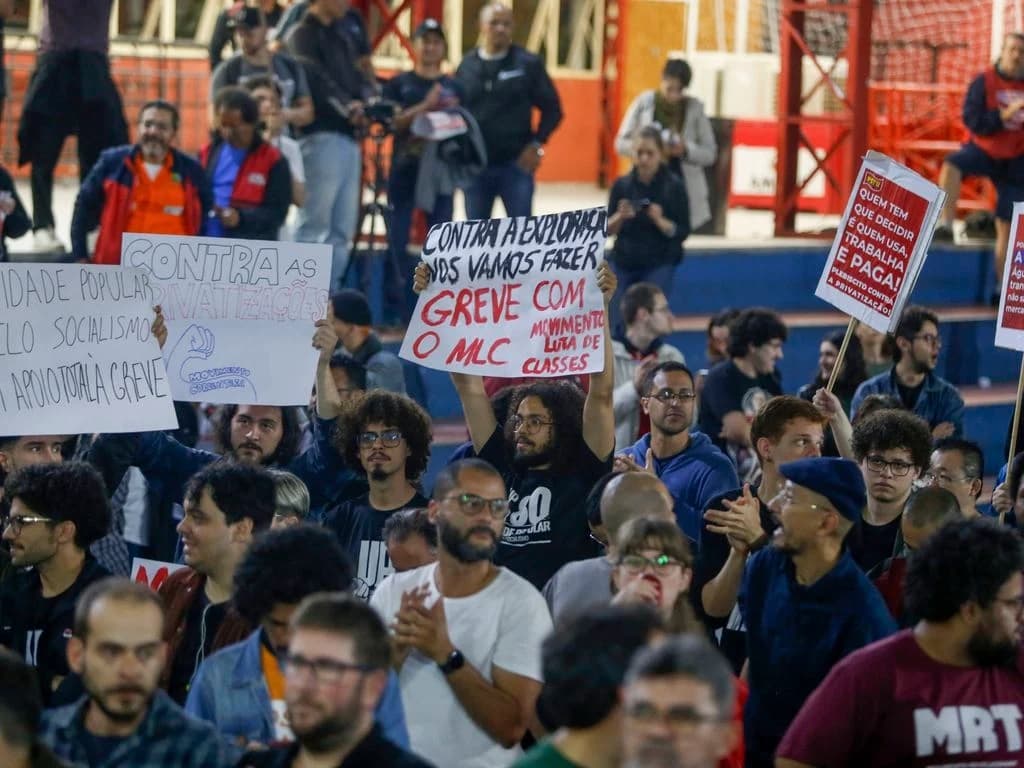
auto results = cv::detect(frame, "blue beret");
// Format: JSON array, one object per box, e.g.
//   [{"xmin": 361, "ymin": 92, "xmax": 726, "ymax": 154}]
[{"xmin": 778, "ymin": 457, "xmax": 866, "ymax": 521}]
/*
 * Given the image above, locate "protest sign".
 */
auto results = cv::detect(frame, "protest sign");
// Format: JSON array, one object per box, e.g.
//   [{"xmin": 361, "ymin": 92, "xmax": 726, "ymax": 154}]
[
  {"xmin": 121, "ymin": 233, "xmax": 332, "ymax": 405},
  {"xmin": 995, "ymin": 204, "xmax": 1024, "ymax": 351},
  {"xmin": 0, "ymin": 264, "xmax": 178, "ymax": 435},
  {"xmin": 131, "ymin": 557, "xmax": 186, "ymax": 591},
  {"xmin": 815, "ymin": 151, "xmax": 945, "ymax": 333},
  {"xmin": 400, "ymin": 208, "xmax": 608, "ymax": 376}
]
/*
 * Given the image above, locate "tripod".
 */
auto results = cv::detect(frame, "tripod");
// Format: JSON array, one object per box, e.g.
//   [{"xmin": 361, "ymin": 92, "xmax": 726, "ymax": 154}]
[{"xmin": 347, "ymin": 120, "xmax": 392, "ymax": 298}]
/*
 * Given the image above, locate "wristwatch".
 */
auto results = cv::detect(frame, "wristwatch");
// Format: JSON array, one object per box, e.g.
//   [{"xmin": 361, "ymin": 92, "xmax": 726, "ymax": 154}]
[
  {"xmin": 531, "ymin": 141, "xmax": 545, "ymax": 158},
  {"xmin": 438, "ymin": 649, "xmax": 465, "ymax": 675}
]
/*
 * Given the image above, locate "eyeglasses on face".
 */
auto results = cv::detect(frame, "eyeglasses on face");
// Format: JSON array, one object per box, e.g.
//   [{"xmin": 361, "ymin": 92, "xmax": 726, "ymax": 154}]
[
  {"xmin": 645, "ymin": 388, "xmax": 696, "ymax": 404},
  {"xmin": 1, "ymin": 515, "xmax": 55, "ymax": 535},
  {"xmin": 865, "ymin": 455, "xmax": 916, "ymax": 477},
  {"xmin": 511, "ymin": 415, "xmax": 553, "ymax": 434},
  {"xmin": 911, "ymin": 333, "xmax": 942, "ymax": 348},
  {"xmin": 358, "ymin": 429, "xmax": 403, "ymax": 448},
  {"xmin": 280, "ymin": 653, "xmax": 372, "ymax": 684},
  {"xmin": 625, "ymin": 701, "xmax": 727, "ymax": 729},
  {"xmin": 618, "ymin": 553, "xmax": 684, "ymax": 575},
  {"xmin": 443, "ymin": 493, "xmax": 510, "ymax": 519}
]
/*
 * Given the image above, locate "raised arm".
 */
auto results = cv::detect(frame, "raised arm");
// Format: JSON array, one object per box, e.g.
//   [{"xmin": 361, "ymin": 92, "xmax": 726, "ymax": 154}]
[{"xmin": 582, "ymin": 263, "xmax": 617, "ymax": 461}]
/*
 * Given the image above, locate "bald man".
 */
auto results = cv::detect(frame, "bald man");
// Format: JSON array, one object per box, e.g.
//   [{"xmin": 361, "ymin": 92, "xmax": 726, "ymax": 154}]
[{"xmin": 541, "ymin": 472, "xmax": 675, "ymax": 624}]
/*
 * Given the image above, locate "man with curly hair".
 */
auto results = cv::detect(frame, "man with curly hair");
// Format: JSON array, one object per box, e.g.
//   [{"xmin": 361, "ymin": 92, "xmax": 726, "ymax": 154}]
[
  {"xmin": 323, "ymin": 391, "xmax": 432, "ymax": 597},
  {"xmin": 185, "ymin": 524, "xmax": 408, "ymax": 757},
  {"xmin": 778, "ymin": 519, "xmax": 1024, "ymax": 767},
  {"xmin": 0, "ymin": 463, "xmax": 111, "ymax": 706},
  {"xmin": 850, "ymin": 409, "xmax": 934, "ymax": 573}
]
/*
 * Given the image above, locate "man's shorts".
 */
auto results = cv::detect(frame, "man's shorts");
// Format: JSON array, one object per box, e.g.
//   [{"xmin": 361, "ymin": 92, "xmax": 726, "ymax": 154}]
[{"xmin": 946, "ymin": 141, "xmax": 1024, "ymax": 220}]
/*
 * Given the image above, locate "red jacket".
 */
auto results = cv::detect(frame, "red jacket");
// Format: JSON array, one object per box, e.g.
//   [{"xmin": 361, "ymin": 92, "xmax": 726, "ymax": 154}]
[
  {"xmin": 199, "ymin": 136, "xmax": 291, "ymax": 241},
  {"xmin": 971, "ymin": 66, "xmax": 1024, "ymax": 159}
]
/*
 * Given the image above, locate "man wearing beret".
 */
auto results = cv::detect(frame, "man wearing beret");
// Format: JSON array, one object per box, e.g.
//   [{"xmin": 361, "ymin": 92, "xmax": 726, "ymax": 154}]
[{"xmin": 739, "ymin": 456, "xmax": 897, "ymax": 768}]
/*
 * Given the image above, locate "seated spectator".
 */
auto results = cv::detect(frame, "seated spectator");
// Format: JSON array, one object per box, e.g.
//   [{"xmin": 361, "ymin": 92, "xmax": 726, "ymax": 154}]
[
  {"xmin": 185, "ymin": 525, "xmax": 408, "ymax": 756},
  {"xmin": 247, "ymin": 76, "xmax": 305, "ymax": 213},
  {"xmin": 238, "ymin": 594, "xmax": 431, "ymax": 768},
  {"xmin": 71, "ymin": 100, "xmax": 211, "ymax": 264},
  {"xmin": 41, "ymin": 578, "xmax": 228, "ymax": 767},
  {"xmin": 0, "ymin": 646, "xmax": 67, "ymax": 768},
  {"xmin": 696, "ymin": 308, "xmax": 739, "ymax": 402},
  {"xmin": 382, "ymin": 508, "xmax": 437, "ymax": 573},
  {"xmin": 0, "ymin": 463, "xmax": 111, "ymax": 706},
  {"xmin": 0, "ymin": 162, "xmax": 31, "ymax": 262},
  {"xmin": 622, "ymin": 637, "xmax": 738, "ymax": 768},
  {"xmin": 514, "ymin": 605, "xmax": 663, "ymax": 767},
  {"xmin": 872, "ymin": 486, "xmax": 961, "ymax": 624},
  {"xmin": 607, "ymin": 126, "xmax": 690, "ymax": 296},
  {"xmin": 202, "ymin": 86, "xmax": 291, "ymax": 241},
  {"xmin": 851, "ymin": 306, "xmax": 965, "ymax": 438},
  {"xmin": 158, "ymin": 464, "xmax": 276, "ymax": 704},
  {"xmin": 797, "ymin": 329, "xmax": 867, "ymax": 415},
  {"xmin": 924, "ymin": 437, "xmax": 985, "ymax": 518},
  {"xmin": 329, "ymin": 289, "xmax": 407, "ymax": 394},
  {"xmin": 611, "ymin": 283, "xmax": 685, "ymax": 450},
  {"xmin": 268, "ymin": 470, "xmax": 310, "ymax": 528},
  {"xmin": 323, "ymin": 391, "xmax": 432, "ymax": 596},
  {"xmin": 543, "ymin": 472, "xmax": 675, "ymax": 624},
  {"xmin": 618, "ymin": 361, "xmax": 738, "ymax": 545}
]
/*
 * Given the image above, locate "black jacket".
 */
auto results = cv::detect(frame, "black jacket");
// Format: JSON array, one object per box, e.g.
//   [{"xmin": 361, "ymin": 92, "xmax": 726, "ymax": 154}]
[
  {"xmin": 455, "ymin": 45, "xmax": 563, "ymax": 166},
  {"xmin": 237, "ymin": 725, "xmax": 436, "ymax": 767},
  {"xmin": 608, "ymin": 165, "xmax": 690, "ymax": 269}
]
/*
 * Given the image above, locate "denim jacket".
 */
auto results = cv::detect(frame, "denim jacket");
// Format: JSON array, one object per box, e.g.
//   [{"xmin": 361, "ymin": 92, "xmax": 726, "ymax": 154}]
[
  {"xmin": 185, "ymin": 630, "xmax": 409, "ymax": 759},
  {"xmin": 850, "ymin": 368, "xmax": 965, "ymax": 436}
]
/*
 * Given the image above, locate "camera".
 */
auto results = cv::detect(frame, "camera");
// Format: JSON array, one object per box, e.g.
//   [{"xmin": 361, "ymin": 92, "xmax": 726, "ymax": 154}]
[
  {"xmin": 363, "ymin": 99, "xmax": 399, "ymax": 126},
  {"xmin": 632, "ymin": 198, "xmax": 651, "ymax": 211}
]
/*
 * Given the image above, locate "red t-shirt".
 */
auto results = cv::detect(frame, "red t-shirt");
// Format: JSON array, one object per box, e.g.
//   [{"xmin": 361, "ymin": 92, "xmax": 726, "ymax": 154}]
[{"xmin": 777, "ymin": 630, "xmax": 1024, "ymax": 767}]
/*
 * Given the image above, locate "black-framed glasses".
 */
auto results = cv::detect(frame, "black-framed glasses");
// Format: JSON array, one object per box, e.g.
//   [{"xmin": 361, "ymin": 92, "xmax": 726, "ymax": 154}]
[
  {"xmin": 865, "ymin": 455, "xmax": 916, "ymax": 477},
  {"xmin": 281, "ymin": 653, "xmax": 373, "ymax": 684},
  {"xmin": 618, "ymin": 553, "xmax": 684, "ymax": 575},
  {"xmin": 1, "ymin": 515, "xmax": 55, "ymax": 535},
  {"xmin": 625, "ymin": 701, "xmax": 729, "ymax": 729},
  {"xmin": 646, "ymin": 388, "xmax": 696, "ymax": 404},
  {"xmin": 921, "ymin": 471, "xmax": 972, "ymax": 485},
  {"xmin": 443, "ymin": 493, "xmax": 510, "ymax": 519},
  {"xmin": 511, "ymin": 415, "xmax": 553, "ymax": 434},
  {"xmin": 358, "ymin": 429, "xmax": 403, "ymax": 448},
  {"xmin": 912, "ymin": 333, "xmax": 942, "ymax": 347}
]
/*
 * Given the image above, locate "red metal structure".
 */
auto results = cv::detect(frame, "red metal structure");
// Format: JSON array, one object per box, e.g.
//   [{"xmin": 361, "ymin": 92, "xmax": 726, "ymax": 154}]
[{"xmin": 352, "ymin": 0, "xmax": 444, "ymax": 57}]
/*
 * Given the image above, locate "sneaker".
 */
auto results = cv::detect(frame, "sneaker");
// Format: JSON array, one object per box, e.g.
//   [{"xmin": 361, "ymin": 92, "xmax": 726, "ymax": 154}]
[
  {"xmin": 32, "ymin": 227, "xmax": 65, "ymax": 252},
  {"xmin": 932, "ymin": 223, "xmax": 954, "ymax": 243}
]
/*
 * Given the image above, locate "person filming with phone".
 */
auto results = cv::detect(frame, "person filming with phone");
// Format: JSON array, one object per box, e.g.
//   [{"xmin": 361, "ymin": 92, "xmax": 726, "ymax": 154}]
[{"xmin": 607, "ymin": 125, "xmax": 691, "ymax": 299}]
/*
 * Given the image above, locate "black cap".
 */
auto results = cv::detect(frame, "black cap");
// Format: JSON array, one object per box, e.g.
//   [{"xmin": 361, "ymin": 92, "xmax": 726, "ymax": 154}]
[
  {"xmin": 228, "ymin": 5, "xmax": 265, "ymax": 29},
  {"xmin": 330, "ymin": 289, "xmax": 373, "ymax": 326},
  {"xmin": 413, "ymin": 18, "xmax": 446, "ymax": 43}
]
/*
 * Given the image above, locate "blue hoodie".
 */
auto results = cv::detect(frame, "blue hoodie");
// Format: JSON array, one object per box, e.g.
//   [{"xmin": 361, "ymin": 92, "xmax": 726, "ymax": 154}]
[{"xmin": 624, "ymin": 431, "xmax": 739, "ymax": 547}]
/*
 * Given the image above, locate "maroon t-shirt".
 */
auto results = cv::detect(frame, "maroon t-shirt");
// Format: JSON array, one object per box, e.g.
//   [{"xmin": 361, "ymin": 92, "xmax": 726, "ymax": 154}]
[{"xmin": 777, "ymin": 630, "xmax": 1024, "ymax": 767}]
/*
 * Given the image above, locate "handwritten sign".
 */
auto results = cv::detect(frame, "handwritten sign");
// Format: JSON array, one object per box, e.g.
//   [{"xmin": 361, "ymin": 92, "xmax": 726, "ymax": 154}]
[
  {"xmin": 815, "ymin": 151, "xmax": 944, "ymax": 333},
  {"xmin": 995, "ymin": 204, "xmax": 1024, "ymax": 350},
  {"xmin": 131, "ymin": 557, "xmax": 186, "ymax": 591},
  {"xmin": 400, "ymin": 208, "xmax": 608, "ymax": 376},
  {"xmin": 0, "ymin": 264, "xmax": 178, "ymax": 435},
  {"xmin": 120, "ymin": 233, "xmax": 332, "ymax": 405}
]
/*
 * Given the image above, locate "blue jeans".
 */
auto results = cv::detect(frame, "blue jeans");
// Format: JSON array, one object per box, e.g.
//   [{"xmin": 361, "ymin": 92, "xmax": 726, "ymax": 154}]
[
  {"xmin": 295, "ymin": 131, "xmax": 362, "ymax": 288},
  {"xmin": 385, "ymin": 158, "xmax": 454, "ymax": 324},
  {"xmin": 464, "ymin": 160, "xmax": 534, "ymax": 219}
]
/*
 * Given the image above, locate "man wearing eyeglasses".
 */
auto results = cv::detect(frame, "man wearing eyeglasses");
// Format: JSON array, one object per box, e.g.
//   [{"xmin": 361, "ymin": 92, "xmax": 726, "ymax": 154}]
[
  {"xmin": 371, "ymin": 459, "xmax": 553, "ymax": 767},
  {"xmin": 611, "ymin": 282, "xmax": 685, "ymax": 451},
  {"xmin": 0, "ymin": 463, "xmax": 111, "ymax": 706},
  {"xmin": 851, "ymin": 305, "xmax": 965, "ymax": 439},
  {"xmin": 777, "ymin": 519, "xmax": 1024, "ymax": 768},
  {"xmin": 740, "ymin": 456, "xmax": 896, "ymax": 768},
  {"xmin": 924, "ymin": 437, "xmax": 985, "ymax": 519},
  {"xmin": 323, "ymin": 391, "xmax": 432, "ymax": 597},
  {"xmin": 849, "ymin": 409, "xmax": 934, "ymax": 573}
]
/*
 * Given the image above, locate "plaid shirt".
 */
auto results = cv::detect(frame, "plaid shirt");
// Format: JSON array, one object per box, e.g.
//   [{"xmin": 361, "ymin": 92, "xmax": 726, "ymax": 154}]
[{"xmin": 41, "ymin": 691, "xmax": 230, "ymax": 768}]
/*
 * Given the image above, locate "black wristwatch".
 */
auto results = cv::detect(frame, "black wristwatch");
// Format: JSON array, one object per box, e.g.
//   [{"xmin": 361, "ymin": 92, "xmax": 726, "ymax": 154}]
[{"xmin": 438, "ymin": 649, "xmax": 465, "ymax": 675}]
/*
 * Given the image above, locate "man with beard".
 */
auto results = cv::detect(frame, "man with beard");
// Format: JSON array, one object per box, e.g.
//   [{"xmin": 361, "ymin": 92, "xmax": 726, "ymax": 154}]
[
  {"xmin": 186, "ymin": 525, "xmax": 408, "ymax": 757},
  {"xmin": 40, "ymin": 578, "xmax": 228, "ymax": 767},
  {"xmin": 741, "ymin": 457, "xmax": 896, "ymax": 768},
  {"xmin": 621, "ymin": 636, "xmax": 738, "ymax": 768},
  {"xmin": 443, "ymin": 262, "xmax": 617, "ymax": 590},
  {"xmin": 849, "ymin": 409, "xmax": 933, "ymax": 573},
  {"xmin": 778, "ymin": 518, "xmax": 1024, "ymax": 767},
  {"xmin": 238, "ymin": 593, "xmax": 431, "ymax": 768},
  {"xmin": 372, "ymin": 459, "xmax": 553, "ymax": 767},
  {"xmin": 618, "ymin": 362, "xmax": 737, "ymax": 546},
  {"xmin": 852, "ymin": 305, "xmax": 964, "ymax": 438},
  {"xmin": 323, "ymin": 391, "xmax": 432, "ymax": 597},
  {"xmin": 70, "ymin": 100, "xmax": 212, "ymax": 264}
]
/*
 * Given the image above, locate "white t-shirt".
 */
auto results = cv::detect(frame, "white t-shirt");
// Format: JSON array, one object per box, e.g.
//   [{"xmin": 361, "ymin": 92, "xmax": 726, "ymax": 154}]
[
  {"xmin": 272, "ymin": 134, "xmax": 304, "ymax": 241},
  {"xmin": 371, "ymin": 563, "xmax": 552, "ymax": 768}
]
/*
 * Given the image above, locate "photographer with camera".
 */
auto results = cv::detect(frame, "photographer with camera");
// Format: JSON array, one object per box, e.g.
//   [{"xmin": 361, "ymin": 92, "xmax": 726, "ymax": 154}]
[
  {"xmin": 380, "ymin": 19, "xmax": 464, "ymax": 326},
  {"xmin": 607, "ymin": 126, "xmax": 690, "ymax": 299}
]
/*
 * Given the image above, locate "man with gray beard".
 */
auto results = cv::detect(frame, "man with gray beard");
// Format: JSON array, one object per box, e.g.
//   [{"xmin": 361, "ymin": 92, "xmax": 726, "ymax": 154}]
[{"xmin": 372, "ymin": 459, "xmax": 553, "ymax": 768}]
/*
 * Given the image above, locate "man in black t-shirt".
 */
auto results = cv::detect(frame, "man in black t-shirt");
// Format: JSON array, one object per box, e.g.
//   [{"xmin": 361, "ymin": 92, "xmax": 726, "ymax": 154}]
[
  {"xmin": 698, "ymin": 308, "xmax": 787, "ymax": 481},
  {"xmin": 849, "ymin": 409, "xmax": 932, "ymax": 573},
  {"xmin": 323, "ymin": 392, "xmax": 432, "ymax": 598},
  {"xmin": 447, "ymin": 263, "xmax": 618, "ymax": 589}
]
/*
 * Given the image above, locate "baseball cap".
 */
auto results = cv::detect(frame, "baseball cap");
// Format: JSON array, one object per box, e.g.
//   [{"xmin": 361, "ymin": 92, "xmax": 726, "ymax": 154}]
[
  {"xmin": 413, "ymin": 18, "xmax": 446, "ymax": 43},
  {"xmin": 228, "ymin": 6, "xmax": 265, "ymax": 29}
]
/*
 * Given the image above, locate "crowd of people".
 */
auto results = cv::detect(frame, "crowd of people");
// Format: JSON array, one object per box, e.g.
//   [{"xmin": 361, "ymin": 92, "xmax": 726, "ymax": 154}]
[{"xmin": 0, "ymin": 2, "xmax": 1023, "ymax": 768}]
